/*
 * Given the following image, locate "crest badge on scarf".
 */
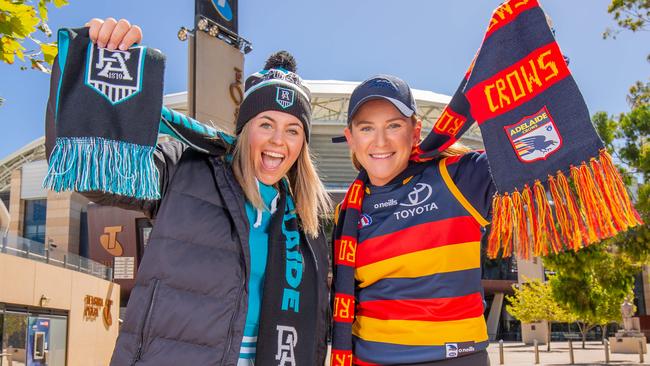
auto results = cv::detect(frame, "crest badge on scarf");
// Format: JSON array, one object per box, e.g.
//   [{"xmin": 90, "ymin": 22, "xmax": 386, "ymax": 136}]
[
  {"xmin": 86, "ymin": 45, "xmax": 144, "ymax": 105},
  {"xmin": 505, "ymin": 106, "xmax": 562, "ymax": 163}
]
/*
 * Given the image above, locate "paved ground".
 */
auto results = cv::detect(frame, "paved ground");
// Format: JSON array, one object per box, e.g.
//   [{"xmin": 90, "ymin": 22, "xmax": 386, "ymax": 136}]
[{"xmin": 488, "ymin": 341, "xmax": 650, "ymax": 365}]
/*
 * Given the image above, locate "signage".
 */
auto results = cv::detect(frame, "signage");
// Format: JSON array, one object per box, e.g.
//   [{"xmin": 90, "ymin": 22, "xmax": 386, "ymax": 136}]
[
  {"xmin": 100, "ymin": 225, "xmax": 124, "ymax": 256},
  {"xmin": 196, "ymin": 0, "xmax": 238, "ymax": 33},
  {"xmin": 27, "ymin": 317, "xmax": 49, "ymax": 366},
  {"xmin": 114, "ymin": 256, "xmax": 136, "ymax": 280},
  {"xmin": 83, "ymin": 295, "xmax": 114, "ymax": 327}
]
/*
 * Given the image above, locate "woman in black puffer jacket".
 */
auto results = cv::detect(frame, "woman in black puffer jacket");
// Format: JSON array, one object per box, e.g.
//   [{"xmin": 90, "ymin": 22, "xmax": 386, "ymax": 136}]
[{"xmin": 45, "ymin": 18, "xmax": 332, "ymax": 366}]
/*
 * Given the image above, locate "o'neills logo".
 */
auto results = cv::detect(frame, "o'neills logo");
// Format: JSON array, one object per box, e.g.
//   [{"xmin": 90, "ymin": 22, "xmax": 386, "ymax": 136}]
[
  {"xmin": 373, "ymin": 198, "xmax": 398, "ymax": 209},
  {"xmin": 100, "ymin": 226, "xmax": 124, "ymax": 257},
  {"xmin": 83, "ymin": 295, "xmax": 113, "ymax": 327},
  {"xmin": 86, "ymin": 44, "xmax": 144, "ymax": 104},
  {"xmin": 445, "ymin": 342, "xmax": 477, "ymax": 358}
]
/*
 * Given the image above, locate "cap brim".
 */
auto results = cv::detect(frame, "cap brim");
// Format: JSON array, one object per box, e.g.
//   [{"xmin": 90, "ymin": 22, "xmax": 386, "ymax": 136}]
[{"xmin": 348, "ymin": 95, "xmax": 415, "ymax": 123}]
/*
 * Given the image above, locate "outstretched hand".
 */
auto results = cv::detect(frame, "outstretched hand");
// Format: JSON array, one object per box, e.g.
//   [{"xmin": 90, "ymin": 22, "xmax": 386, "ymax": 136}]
[{"xmin": 85, "ymin": 18, "xmax": 143, "ymax": 51}]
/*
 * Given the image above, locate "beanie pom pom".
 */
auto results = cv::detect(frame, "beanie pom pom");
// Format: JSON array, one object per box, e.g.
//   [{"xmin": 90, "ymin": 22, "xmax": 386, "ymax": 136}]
[{"xmin": 264, "ymin": 50, "xmax": 297, "ymax": 72}]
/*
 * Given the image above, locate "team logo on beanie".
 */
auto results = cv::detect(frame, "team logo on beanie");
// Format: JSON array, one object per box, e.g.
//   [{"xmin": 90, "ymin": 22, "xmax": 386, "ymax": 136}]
[
  {"xmin": 276, "ymin": 87, "xmax": 295, "ymax": 109},
  {"xmin": 85, "ymin": 44, "xmax": 144, "ymax": 105}
]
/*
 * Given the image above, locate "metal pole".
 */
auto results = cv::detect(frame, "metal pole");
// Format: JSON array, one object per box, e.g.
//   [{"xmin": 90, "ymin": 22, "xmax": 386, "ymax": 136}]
[
  {"xmin": 63, "ymin": 254, "xmax": 67, "ymax": 268},
  {"xmin": 604, "ymin": 338, "xmax": 610, "ymax": 363},
  {"xmin": 534, "ymin": 339, "xmax": 540, "ymax": 364},
  {"xmin": 499, "ymin": 339, "xmax": 504, "ymax": 365},
  {"xmin": 639, "ymin": 339, "xmax": 644, "ymax": 363},
  {"xmin": 45, "ymin": 248, "xmax": 50, "ymax": 263},
  {"xmin": 569, "ymin": 339, "xmax": 574, "ymax": 364}
]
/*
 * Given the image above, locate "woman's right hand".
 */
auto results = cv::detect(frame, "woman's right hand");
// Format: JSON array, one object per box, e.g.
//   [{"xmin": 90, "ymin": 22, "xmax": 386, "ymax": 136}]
[{"xmin": 85, "ymin": 18, "xmax": 143, "ymax": 51}]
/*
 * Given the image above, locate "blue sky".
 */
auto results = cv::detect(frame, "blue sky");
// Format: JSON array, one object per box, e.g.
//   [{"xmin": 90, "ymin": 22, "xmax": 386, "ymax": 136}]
[{"xmin": 1, "ymin": 0, "xmax": 648, "ymax": 159}]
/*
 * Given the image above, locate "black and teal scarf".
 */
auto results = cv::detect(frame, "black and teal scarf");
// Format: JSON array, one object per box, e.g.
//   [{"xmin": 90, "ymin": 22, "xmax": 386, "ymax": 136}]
[{"xmin": 44, "ymin": 27, "xmax": 165, "ymax": 199}]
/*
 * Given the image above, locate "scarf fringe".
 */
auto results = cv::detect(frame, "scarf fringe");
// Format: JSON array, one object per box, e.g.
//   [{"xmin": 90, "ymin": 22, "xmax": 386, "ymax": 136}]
[
  {"xmin": 487, "ymin": 149, "xmax": 643, "ymax": 259},
  {"xmin": 43, "ymin": 136, "xmax": 160, "ymax": 200}
]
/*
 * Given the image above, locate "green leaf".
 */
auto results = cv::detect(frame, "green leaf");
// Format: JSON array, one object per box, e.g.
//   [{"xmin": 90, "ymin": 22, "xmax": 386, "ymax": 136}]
[
  {"xmin": 38, "ymin": 0, "xmax": 48, "ymax": 22},
  {"xmin": 40, "ymin": 41, "xmax": 57, "ymax": 65}
]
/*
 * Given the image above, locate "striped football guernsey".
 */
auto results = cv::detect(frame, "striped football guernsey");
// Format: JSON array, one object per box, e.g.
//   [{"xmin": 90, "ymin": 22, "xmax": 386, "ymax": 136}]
[{"xmin": 350, "ymin": 152, "xmax": 495, "ymax": 365}]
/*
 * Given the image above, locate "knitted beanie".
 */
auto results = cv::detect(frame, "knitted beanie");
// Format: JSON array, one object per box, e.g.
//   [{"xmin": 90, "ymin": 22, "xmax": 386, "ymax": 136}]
[{"xmin": 235, "ymin": 51, "xmax": 312, "ymax": 142}]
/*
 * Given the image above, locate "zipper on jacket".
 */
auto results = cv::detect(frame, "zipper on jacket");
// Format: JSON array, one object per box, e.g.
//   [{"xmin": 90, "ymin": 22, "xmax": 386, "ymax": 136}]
[
  {"xmin": 220, "ymin": 256, "xmax": 246, "ymax": 366},
  {"xmin": 131, "ymin": 278, "xmax": 160, "ymax": 365}
]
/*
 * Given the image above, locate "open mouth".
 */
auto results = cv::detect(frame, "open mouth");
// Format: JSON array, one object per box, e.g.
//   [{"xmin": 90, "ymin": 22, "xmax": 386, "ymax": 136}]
[
  {"xmin": 261, "ymin": 151, "xmax": 286, "ymax": 170},
  {"xmin": 369, "ymin": 152, "xmax": 395, "ymax": 160}
]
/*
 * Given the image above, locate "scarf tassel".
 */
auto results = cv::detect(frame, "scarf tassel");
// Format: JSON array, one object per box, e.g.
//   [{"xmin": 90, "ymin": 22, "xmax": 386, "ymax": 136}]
[
  {"xmin": 43, "ymin": 136, "xmax": 160, "ymax": 200},
  {"xmin": 487, "ymin": 149, "xmax": 643, "ymax": 259}
]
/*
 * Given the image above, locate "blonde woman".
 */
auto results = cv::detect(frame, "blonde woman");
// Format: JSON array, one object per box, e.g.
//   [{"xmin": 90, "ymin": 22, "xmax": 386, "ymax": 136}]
[{"xmin": 46, "ymin": 19, "xmax": 332, "ymax": 366}]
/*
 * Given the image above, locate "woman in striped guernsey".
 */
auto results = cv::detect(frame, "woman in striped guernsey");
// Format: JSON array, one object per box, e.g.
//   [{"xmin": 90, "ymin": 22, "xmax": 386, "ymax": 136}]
[{"xmin": 331, "ymin": 75, "xmax": 494, "ymax": 366}]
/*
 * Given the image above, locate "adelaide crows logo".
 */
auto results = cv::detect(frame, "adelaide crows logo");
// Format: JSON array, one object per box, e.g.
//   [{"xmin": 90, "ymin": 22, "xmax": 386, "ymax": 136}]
[
  {"xmin": 86, "ymin": 44, "xmax": 145, "ymax": 105},
  {"xmin": 505, "ymin": 106, "xmax": 563, "ymax": 163}
]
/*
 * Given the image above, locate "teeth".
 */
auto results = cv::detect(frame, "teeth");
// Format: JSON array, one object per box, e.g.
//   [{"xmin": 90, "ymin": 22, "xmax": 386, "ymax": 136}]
[
  {"xmin": 263, "ymin": 151, "xmax": 285, "ymax": 158},
  {"xmin": 371, "ymin": 153, "xmax": 393, "ymax": 159}
]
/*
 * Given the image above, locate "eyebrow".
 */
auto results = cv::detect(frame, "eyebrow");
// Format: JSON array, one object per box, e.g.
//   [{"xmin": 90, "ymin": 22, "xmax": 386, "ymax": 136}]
[
  {"xmin": 258, "ymin": 115, "xmax": 277, "ymax": 123},
  {"xmin": 353, "ymin": 117, "xmax": 407, "ymax": 126}
]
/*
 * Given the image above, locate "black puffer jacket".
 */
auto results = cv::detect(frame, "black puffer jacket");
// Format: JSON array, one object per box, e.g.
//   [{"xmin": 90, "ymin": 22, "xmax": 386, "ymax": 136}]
[
  {"xmin": 113, "ymin": 144, "xmax": 330, "ymax": 366},
  {"xmin": 45, "ymin": 63, "xmax": 330, "ymax": 366}
]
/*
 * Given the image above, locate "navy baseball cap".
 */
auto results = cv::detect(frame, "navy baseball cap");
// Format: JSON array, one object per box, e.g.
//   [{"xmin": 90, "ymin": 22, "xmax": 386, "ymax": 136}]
[
  {"xmin": 332, "ymin": 74, "xmax": 417, "ymax": 143},
  {"xmin": 348, "ymin": 74, "xmax": 417, "ymax": 122}
]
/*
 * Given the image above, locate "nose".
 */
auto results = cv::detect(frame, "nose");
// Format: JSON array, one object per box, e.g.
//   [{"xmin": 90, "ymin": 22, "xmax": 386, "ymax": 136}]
[
  {"xmin": 373, "ymin": 128, "xmax": 388, "ymax": 148},
  {"xmin": 270, "ymin": 128, "xmax": 283, "ymax": 145}
]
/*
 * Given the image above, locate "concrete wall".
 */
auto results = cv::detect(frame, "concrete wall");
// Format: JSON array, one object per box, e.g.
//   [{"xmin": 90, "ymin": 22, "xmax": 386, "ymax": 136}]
[
  {"xmin": 522, "ymin": 321, "xmax": 550, "ymax": 345},
  {"xmin": 0, "ymin": 252, "xmax": 120, "ymax": 366}
]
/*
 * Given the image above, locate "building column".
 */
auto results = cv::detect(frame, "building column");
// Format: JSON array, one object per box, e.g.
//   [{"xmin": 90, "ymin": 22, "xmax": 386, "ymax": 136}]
[
  {"xmin": 643, "ymin": 266, "xmax": 650, "ymax": 315},
  {"xmin": 487, "ymin": 293, "xmax": 505, "ymax": 341},
  {"xmin": 45, "ymin": 191, "xmax": 88, "ymax": 254},
  {"xmin": 7, "ymin": 169, "xmax": 24, "ymax": 236},
  {"xmin": 517, "ymin": 257, "xmax": 546, "ymax": 343}
]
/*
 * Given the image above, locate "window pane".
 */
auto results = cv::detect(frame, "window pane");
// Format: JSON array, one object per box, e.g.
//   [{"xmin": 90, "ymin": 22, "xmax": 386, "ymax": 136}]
[
  {"xmin": 2, "ymin": 312, "xmax": 27, "ymax": 365},
  {"xmin": 23, "ymin": 200, "xmax": 47, "ymax": 244}
]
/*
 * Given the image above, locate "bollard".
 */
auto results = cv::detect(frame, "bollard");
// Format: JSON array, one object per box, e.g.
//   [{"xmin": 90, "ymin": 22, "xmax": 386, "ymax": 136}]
[
  {"xmin": 569, "ymin": 339, "xmax": 574, "ymax": 364},
  {"xmin": 499, "ymin": 339, "xmax": 504, "ymax": 365},
  {"xmin": 534, "ymin": 339, "xmax": 540, "ymax": 364},
  {"xmin": 604, "ymin": 338, "xmax": 610, "ymax": 363},
  {"xmin": 639, "ymin": 339, "xmax": 644, "ymax": 363}
]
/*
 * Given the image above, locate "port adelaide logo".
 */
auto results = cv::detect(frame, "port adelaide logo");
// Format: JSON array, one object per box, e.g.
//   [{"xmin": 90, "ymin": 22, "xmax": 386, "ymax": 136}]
[
  {"xmin": 276, "ymin": 87, "xmax": 295, "ymax": 109},
  {"xmin": 86, "ymin": 44, "xmax": 144, "ymax": 105},
  {"xmin": 505, "ymin": 106, "xmax": 562, "ymax": 163}
]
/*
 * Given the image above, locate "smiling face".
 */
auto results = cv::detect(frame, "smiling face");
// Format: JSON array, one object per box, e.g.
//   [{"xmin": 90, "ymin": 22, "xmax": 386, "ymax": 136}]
[
  {"xmin": 344, "ymin": 99, "xmax": 422, "ymax": 186},
  {"xmin": 247, "ymin": 110, "xmax": 305, "ymax": 185}
]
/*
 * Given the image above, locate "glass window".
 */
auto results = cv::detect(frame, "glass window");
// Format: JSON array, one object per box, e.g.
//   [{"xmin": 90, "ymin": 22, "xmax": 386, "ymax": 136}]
[
  {"xmin": 23, "ymin": 200, "xmax": 47, "ymax": 244},
  {"xmin": 2, "ymin": 312, "xmax": 28, "ymax": 365}
]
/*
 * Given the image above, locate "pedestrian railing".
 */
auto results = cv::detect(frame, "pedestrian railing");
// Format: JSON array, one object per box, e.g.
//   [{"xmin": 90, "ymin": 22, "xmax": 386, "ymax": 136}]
[{"xmin": 0, "ymin": 233, "xmax": 113, "ymax": 281}]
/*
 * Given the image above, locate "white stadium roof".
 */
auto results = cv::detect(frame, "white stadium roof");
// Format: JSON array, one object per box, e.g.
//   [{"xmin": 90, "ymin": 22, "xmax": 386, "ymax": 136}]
[{"xmin": 0, "ymin": 80, "xmax": 483, "ymax": 193}]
